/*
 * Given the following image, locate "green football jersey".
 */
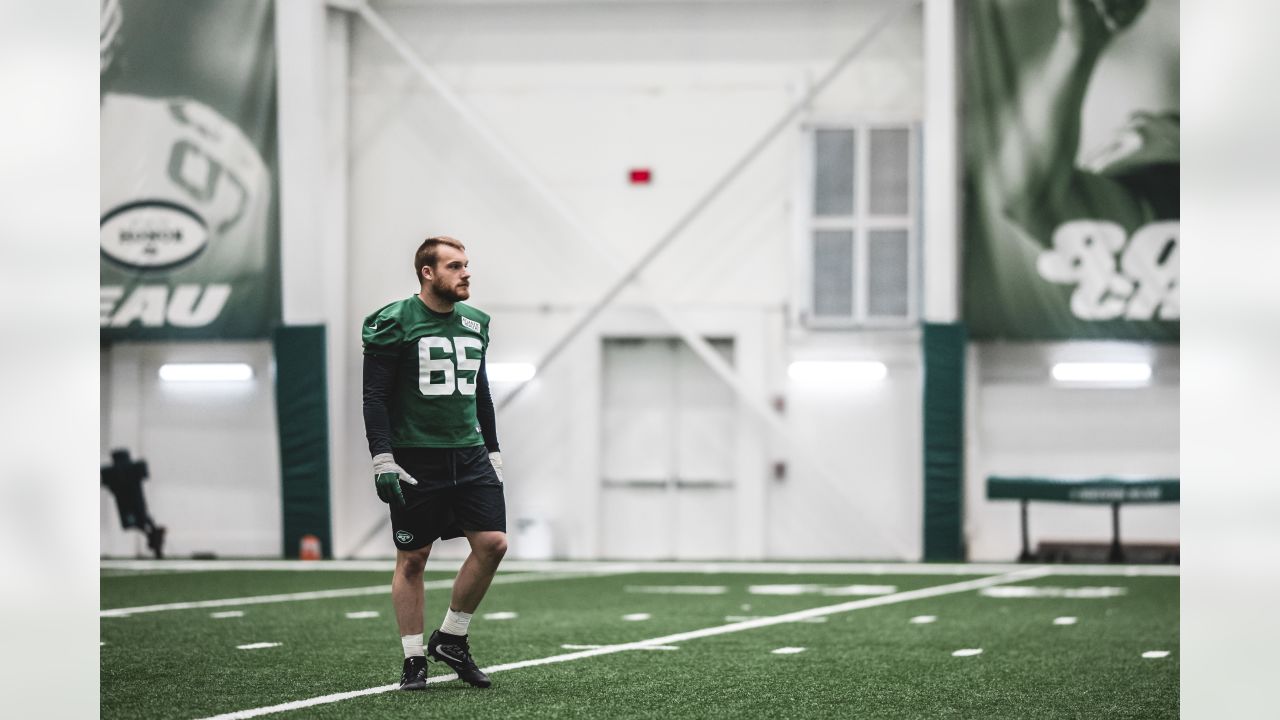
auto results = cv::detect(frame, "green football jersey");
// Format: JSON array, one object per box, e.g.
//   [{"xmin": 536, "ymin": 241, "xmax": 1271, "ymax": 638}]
[{"xmin": 362, "ymin": 296, "xmax": 491, "ymax": 448}]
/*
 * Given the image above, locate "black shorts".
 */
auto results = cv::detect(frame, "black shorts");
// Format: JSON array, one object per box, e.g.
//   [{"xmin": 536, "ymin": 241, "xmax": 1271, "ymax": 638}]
[{"xmin": 389, "ymin": 445, "xmax": 506, "ymax": 551}]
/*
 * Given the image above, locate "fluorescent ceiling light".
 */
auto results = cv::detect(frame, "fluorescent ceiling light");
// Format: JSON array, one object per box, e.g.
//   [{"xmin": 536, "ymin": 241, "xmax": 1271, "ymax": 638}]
[
  {"xmin": 159, "ymin": 363, "xmax": 254, "ymax": 382},
  {"xmin": 487, "ymin": 362, "xmax": 537, "ymax": 383},
  {"xmin": 787, "ymin": 361, "xmax": 887, "ymax": 383},
  {"xmin": 1051, "ymin": 362, "xmax": 1151, "ymax": 384}
]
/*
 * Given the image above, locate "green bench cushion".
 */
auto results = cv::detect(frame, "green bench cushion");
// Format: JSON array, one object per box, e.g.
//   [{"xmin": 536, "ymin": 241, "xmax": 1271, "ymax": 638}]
[{"xmin": 987, "ymin": 476, "xmax": 1179, "ymax": 503}]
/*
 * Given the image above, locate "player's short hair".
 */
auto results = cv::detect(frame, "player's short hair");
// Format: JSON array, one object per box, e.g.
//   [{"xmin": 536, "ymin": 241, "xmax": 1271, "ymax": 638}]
[{"xmin": 414, "ymin": 236, "xmax": 466, "ymax": 283}]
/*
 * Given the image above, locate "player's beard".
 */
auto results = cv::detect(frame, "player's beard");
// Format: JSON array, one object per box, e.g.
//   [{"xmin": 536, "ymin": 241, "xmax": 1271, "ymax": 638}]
[{"xmin": 433, "ymin": 276, "xmax": 470, "ymax": 303}]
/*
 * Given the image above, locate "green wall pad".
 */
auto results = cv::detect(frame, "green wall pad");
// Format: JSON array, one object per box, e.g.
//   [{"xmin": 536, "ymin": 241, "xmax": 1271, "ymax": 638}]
[
  {"xmin": 273, "ymin": 325, "xmax": 333, "ymax": 558},
  {"xmin": 922, "ymin": 323, "xmax": 966, "ymax": 560}
]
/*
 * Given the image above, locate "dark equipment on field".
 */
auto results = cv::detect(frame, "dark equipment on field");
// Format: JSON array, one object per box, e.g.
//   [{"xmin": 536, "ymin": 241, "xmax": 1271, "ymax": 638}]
[{"xmin": 102, "ymin": 448, "xmax": 167, "ymax": 558}]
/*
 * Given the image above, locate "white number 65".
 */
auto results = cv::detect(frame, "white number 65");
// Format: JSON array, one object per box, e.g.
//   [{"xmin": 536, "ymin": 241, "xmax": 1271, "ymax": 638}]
[{"xmin": 418, "ymin": 336, "xmax": 482, "ymax": 396}]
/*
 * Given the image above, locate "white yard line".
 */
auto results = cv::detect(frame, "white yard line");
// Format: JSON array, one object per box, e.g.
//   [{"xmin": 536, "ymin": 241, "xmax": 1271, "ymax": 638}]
[
  {"xmin": 101, "ymin": 558, "xmax": 1179, "ymax": 577},
  {"xmin": 191, "ymin": 566, "xmax": 1051, "ymax": 720},
  {"xmin": 100, "ymin": 571, "xmax": 619, "ymax": 618}
]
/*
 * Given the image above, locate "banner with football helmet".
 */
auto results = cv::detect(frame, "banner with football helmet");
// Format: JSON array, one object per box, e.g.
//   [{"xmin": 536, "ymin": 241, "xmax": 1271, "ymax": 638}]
[
  {"xmin": 100, "ymin": 0, "xmax": 280, "ymax": 340},
  {"xmin": 962, "ymin": 0, "xmax": 1178, "ymax": 341}
]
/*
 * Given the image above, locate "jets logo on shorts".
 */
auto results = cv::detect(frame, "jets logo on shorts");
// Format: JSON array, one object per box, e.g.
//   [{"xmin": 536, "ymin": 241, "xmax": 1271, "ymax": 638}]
[
  {"xmin": 395, "ymin": 530, "xmax": 414, "ymax": 544},
  {"xmin": 461, "ymin": 316, "xmax": 481, "ymax": 333}
]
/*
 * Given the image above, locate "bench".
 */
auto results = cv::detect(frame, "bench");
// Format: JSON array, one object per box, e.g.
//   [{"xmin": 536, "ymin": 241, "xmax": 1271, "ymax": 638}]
[{"xmin": 986, "ymin": 476, "xmax": 1179, "ymax": 563}]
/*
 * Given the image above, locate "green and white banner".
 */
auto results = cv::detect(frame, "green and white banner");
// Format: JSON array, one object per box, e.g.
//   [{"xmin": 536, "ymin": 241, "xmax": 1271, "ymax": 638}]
[
  {"xmin": 100, "ymin": 0, "xmax": 280, "ymax": 341},
  {"xmin": 962, "ymin": 0, "xmax": 1178, "ymax": 341}
]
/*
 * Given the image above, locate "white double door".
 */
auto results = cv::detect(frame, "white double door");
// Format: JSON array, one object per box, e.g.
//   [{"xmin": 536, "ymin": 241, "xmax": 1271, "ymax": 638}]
[{"xmin": 598, "ymin": 337, "xmax": 738, "ymax": 560}]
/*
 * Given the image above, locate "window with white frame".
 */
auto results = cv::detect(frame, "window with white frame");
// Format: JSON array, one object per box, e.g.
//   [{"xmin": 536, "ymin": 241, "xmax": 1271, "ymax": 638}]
[{"xmin": 803, "ymin": 123, "xmax": 918, "ymax": 328}]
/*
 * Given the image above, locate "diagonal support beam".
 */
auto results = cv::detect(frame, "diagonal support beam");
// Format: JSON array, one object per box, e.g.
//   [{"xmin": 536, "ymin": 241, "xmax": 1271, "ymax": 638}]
[{"xmin": 349, "ymin": 0, "xmax": 920, "ymax": 559}]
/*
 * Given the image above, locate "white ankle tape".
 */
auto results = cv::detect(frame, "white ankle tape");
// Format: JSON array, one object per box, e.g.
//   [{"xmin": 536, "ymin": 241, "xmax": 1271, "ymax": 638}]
[
  {"xmin": 401, "ymin": 633, "xmax": 424, "ymax": 658},
  {"xmin": 440, "ymin": 609, "xmax": 473, "ymax": 636}
]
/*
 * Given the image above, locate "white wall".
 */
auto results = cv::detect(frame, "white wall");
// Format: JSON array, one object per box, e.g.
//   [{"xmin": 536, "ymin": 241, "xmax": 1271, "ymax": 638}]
[
  {"xmin": 772, "ymin": 329, "xmax": 923, "ymax": 560},
  {"xmin": 966, "ymin": 342, "xmax": 1180, "ymax": 561},
  {"xmin": 336, "ymin": 0, "xmax": 926, "ymax": 559},
  {"xmin": 100, "ymin": 341, "xmax": 281, "ymax": 557}
]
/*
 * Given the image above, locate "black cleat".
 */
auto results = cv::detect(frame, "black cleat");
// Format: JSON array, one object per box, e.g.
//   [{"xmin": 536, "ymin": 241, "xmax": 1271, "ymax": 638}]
[
  {"xmin": 399, "ymin": 655, "xmax": 427, "ymax": 690},
  {"xmin": 427, "ymin": 630, "xmax": 491, "ymax": 688}
]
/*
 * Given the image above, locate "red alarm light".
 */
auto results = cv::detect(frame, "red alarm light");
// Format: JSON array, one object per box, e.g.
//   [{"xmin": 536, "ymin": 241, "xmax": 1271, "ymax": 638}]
[{"xmin": 629, "ymin": 168, "xmax": 652, "ymax": 185}]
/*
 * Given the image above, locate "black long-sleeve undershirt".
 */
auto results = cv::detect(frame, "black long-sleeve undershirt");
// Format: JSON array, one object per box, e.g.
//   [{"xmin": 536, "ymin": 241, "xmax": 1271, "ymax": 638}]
[
  {"xmin": 474, "ymin": 357, "xmax": 500, "ymax": 452},
  {"xmin": 362, "ymin": 353, "xmax": 501, "ymax": 457}
]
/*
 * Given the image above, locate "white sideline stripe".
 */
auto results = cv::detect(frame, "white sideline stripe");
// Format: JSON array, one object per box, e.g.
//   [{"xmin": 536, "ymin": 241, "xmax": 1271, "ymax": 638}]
[
  {"xmin": 101, "ymin": 559, "xmax": 1179, "ymax": 577},
  {"xmin": 1053, "ymin": 616, "xmax": 1078, "ymax": 625},
  {"xmin": 192, "ymin": 566, "xmax": 1050, "ymax": 720},
  {"xmin": 771, "ymin": 647, "xmax": 806, "ymax": 655},
  {"xmin": 952, "ymin": 648, "xmax": 983, "ymax": 657},
  {"xmin": 1142, "ymin": 650, "xmax": 1170, "ymax": 659},
  {"xmin": 100, "ymin": 571, "xmax": 614, "ymax": 618},
  {"xmin": 236, "ymin": 643, "xmax": 281, "ymax": 651}
]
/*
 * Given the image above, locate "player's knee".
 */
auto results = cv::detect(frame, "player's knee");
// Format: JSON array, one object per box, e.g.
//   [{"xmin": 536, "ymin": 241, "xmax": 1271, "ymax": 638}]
[
  {"xmin": 397, "ymin": 548, "xmax": 430, "ymax": 577},
  {"xmin": 479, "ymin": 533, "xmax": 507, "ymax": 563}
]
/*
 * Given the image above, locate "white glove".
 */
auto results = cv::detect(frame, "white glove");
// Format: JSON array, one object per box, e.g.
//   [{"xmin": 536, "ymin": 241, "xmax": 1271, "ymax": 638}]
[
  {"xmin": 373, "ymin": 452, "xmax": 418, "ymax": 505},
  {"xmin": 489, "ymin": 452, "xmax": 504, "ymax": 482}
]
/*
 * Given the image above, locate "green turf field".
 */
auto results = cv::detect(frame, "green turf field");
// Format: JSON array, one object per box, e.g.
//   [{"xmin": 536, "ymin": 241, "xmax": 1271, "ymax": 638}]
[{"xmin": 101, "ymin": 562, "xmax": 1177, "ymax": 719}]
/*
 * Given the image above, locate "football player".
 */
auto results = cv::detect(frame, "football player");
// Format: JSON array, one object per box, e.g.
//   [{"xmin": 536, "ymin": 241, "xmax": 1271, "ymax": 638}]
[{"xmin": 362, "ymin": 237, "xmax": 508, "ymax": 691}]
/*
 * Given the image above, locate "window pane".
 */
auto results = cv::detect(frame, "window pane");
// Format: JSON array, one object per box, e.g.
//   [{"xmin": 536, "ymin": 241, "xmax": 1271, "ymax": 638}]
[
  {"xmin": 813, "ymin": 129, "xmax": 854, "ymax": 216},
  {"xmin": 813, "ymin": 230, "xmax": 854, "ymax": 317},
  {"xmin": 868, "ymin": 127, "xmax": 910, "ymax": 216},
  {"xmin": 867, "ymin": 229, "xmax": 909, "ymax": 317}
]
